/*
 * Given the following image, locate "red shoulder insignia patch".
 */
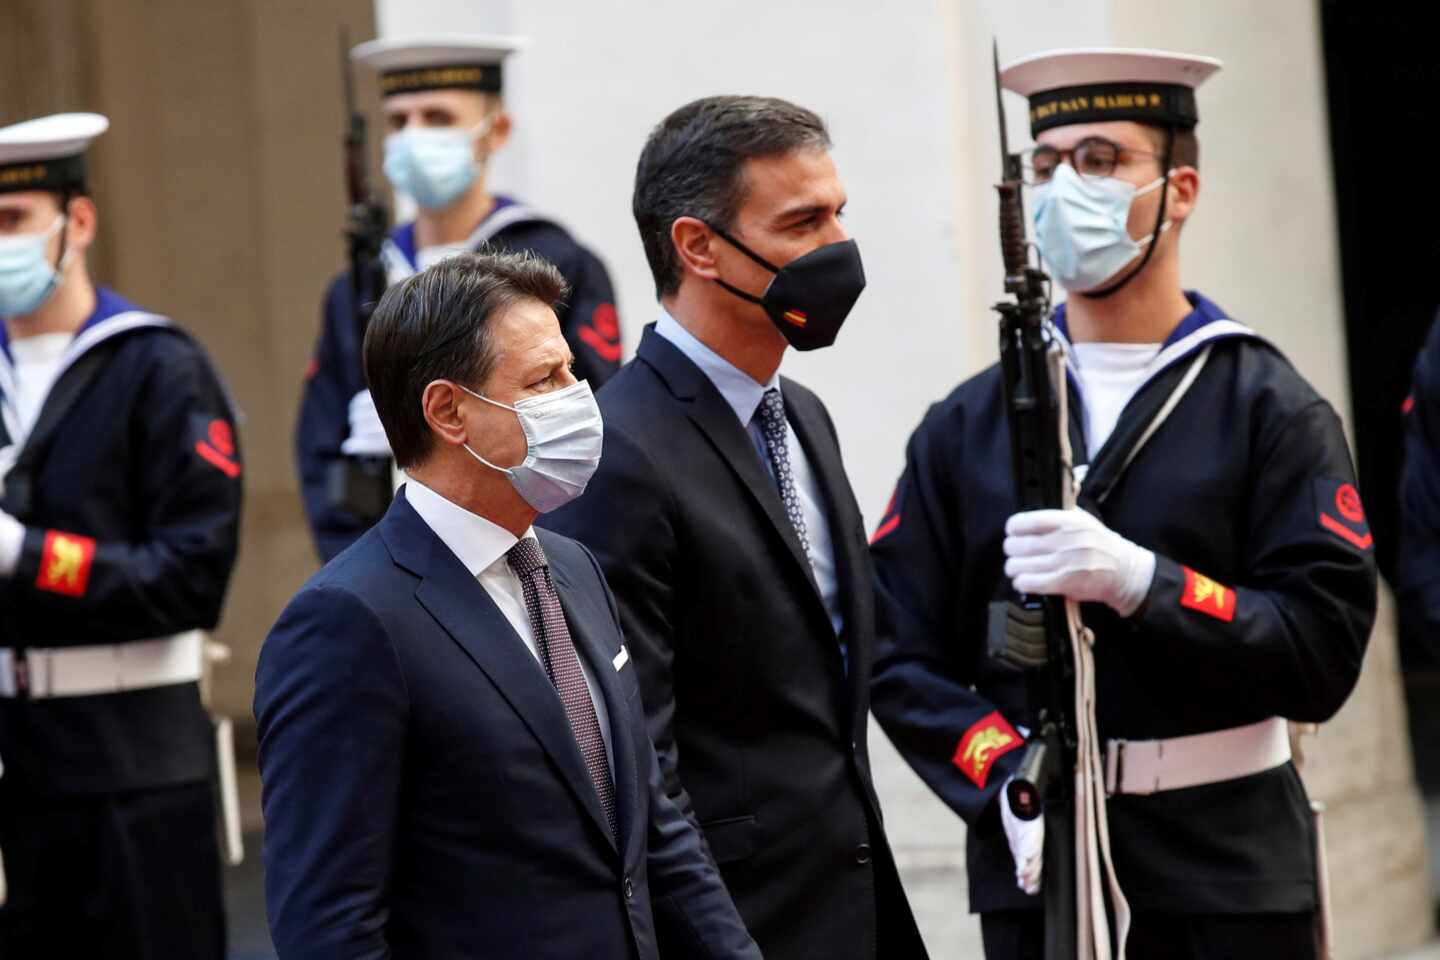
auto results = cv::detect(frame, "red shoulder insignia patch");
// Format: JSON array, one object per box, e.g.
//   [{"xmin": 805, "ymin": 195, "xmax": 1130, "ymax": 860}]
[
  {"xmin": 1315, "ymin": 477, "xmax": 1372, "ymax": 551},
  {"xmin": 1180, "ymin": 566, "xmax": 1237, "ymax": 622},
  {"xmin": 952, "ymin": 711, "xmax": 1023, "ymax": 789},
  {"xmin": 194, "ymin": 416, "xmax": 241, "ymax": 478},
  {"xmin": 870, "ymin": 485, "xmax": 902, "ymax": 544},
  {"xmin": 36, "ymin": 530, "xmax": 96, "ymax": 597},
  {"xmin": 578, "ymin": 302, "xmax": 623, "ymax": 363}
]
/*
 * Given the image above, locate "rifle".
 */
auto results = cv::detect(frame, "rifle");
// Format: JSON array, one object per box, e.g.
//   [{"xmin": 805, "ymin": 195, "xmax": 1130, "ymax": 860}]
[
  {"xmin": 327, "ymin": 26, "xmax": 394, "ymax": 522},
  {"xmin": 985, "ymin": 39, "xmax": 1080, "ymax": 960}
]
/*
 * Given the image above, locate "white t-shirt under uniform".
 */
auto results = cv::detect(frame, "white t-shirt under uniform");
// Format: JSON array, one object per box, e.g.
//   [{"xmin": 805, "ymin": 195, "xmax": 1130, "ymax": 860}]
[{"xmin": 1070, "ymin": 341, "xmax": 1162, "ymax": 458}]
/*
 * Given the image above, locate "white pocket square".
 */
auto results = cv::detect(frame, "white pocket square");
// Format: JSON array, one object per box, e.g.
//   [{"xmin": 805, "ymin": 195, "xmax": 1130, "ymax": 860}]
[{"xmin": 612, "ymin": 646, "xmax": 630, "ymax": 671}]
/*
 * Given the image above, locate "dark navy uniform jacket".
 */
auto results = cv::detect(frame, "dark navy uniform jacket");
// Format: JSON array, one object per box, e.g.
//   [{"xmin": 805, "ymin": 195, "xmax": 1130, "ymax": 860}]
[
  {"xmin": 0, "ymin": 287, "xmax": 242, "ymax": 795},
  {"xmin": 1397, "ymin": 309, "xmax": 1440, "ymax": 658},
  {"xmin": 869, "ymin": 292, "xmax": 1377, "ymax": 916},
  {"xmin": 295, "ymin": 197, "xmax": 623, "ymax": 562}
]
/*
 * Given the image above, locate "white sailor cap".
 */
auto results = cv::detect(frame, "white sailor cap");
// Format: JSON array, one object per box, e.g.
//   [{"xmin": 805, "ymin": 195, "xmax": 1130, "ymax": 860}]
[
  {"xmin": 0, "ymin": 113, "xmax": 109, "ymax": 195},
  {"xmin": 350, "ymin": 35, "xmax": 527, "ymax": 97},
  {"xmin": 1000, "ymin": 48, "xmax": 1222, "ymax": 136}
]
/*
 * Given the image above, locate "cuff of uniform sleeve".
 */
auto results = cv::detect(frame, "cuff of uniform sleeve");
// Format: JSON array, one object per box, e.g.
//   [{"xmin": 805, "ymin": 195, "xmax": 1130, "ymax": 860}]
[
  {"xmin": 14, "ymin": 525, "xmax": 47, "ymax": 582},
  {"xmin": 1130, "ymin": 553, "xmax": 1185, "ymax": 628}
]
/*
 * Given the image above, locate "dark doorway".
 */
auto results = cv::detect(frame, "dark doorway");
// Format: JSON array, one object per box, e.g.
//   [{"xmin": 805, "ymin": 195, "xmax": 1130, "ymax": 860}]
[{"xmin": 1320, "ymin": 0, "xmax": 1440, "ymax": 908}]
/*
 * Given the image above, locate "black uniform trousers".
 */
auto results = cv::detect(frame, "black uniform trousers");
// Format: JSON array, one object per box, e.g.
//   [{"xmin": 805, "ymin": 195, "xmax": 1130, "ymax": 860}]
[
  {"xmin": 981, "ymin": 909, "xmax": 1316, "ymax": 960},
  {"xmin": 0, "ymin": 778, "xmax": 225, "ymax": 959}
]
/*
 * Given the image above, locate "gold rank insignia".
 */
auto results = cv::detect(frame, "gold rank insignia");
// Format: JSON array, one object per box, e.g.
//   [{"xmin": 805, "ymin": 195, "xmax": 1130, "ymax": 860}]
[
  {"xmin": 952, "ymin": 710, "xmax": 1024, "ymax": 789},
  {"xmin": 35, "ymin": 530, "xmax": 97, "ymax": 597},
  {"xmin": 1180, "ymin": 566, "xmax": 1236, "ymax": 622}
]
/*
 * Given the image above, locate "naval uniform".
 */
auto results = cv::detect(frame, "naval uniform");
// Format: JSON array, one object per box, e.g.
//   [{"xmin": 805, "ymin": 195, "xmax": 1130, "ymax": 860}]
[
  {"xmin": 295, "ymin": 197, "xmax": 623, "ymax": 561},
  {"xmin": 0, "ymin": 287, "xmax": 243, "ymax": 958},
  {"xmin": 869, "ymin": 293, "xmax": 1377, "ymax": 957},
  {"xmin": 1397, "ymin": 308, "xmax": 1440, "ymax": 660}
]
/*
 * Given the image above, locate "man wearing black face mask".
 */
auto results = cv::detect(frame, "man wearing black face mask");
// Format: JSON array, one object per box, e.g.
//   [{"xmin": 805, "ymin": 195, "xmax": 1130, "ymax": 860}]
[{"xmin": 542, "ymin": 96, "xmax": 927, "ymax": 959}]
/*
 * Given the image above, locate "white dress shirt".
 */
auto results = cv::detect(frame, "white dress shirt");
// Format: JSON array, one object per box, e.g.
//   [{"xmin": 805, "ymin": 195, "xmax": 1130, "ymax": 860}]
[
  {"xmin": 402, "ymin": 477, "xmax": 614, "ymax": 774},
  {"xmin": 654, "ymin": 309, "xmax": 845, "ymax": 640}
]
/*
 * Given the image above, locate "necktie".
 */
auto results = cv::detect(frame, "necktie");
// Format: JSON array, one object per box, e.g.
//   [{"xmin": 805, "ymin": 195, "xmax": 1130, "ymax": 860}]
[
  {"xmin": 757, "ymin": 387, "xmax": 811, "ymax": 555},
  {"xmin": 506, "ymin": 537, "xmax": 617, "ymax": 840}
]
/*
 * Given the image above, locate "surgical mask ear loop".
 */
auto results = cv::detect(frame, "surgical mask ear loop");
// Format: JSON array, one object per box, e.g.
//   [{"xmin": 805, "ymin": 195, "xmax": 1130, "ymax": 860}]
[
  {"xmin": 454, "ymin": 381, "xmax": 523, "ymax": 475},
  {"xmin": 19, "ymin": 213, "xmax": 73, "ymax": 310},
  {"xmin": 1081, "ymin": 128, "xmax": 1177, "ymax": 300}
]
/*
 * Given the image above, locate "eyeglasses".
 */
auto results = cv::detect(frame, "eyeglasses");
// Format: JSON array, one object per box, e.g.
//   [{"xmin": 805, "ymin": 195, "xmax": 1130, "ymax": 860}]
[{"xmin": 1020, "ymin": 137, "xmax": 1163, "ymax": 185}]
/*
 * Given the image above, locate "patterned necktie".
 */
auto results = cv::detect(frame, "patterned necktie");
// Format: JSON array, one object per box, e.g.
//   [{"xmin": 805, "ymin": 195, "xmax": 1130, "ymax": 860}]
[
  {"xmin": 757, "ymin": 387, "xmax": 812, "ymax": 556},
  {"xmin": 506, "ymin": 537, "xmax": 618, "ymax": 840}
]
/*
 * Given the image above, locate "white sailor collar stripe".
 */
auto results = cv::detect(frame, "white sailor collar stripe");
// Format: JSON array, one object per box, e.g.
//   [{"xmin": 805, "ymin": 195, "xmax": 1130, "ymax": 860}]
[
  {"xmin": 382, "ymin": 203, "xmax": 554, "ymax": 285},
  {"xmin": 1049, "ymin": 316, "xmax": 1267, "ymax": 410},
  {"xmin": 0, "ymin": 310, "xmax": 171, "ymax": 446}
]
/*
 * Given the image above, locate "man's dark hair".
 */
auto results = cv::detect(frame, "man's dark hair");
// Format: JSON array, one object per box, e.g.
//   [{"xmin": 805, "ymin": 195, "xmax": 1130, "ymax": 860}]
[
  {"xmin": 364, "ymin": 250, "xmax": 569, "ymax": 468},
  {"xmin": 1146, "ymin": 126, "xmax": 1199, "ymax": 170},
  {"xmin": 632, "ymin": 95, "xmax": 831, "ymax": 299}
]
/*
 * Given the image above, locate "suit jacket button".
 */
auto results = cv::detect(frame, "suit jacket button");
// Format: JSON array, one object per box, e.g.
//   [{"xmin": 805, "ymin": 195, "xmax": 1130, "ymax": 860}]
[
  {"xmin": 624, "ymin": 876, "xmax": 634, "ymax": 900},
  {"xmin": 855, "ymin": 843, "xmax": 872, "ymax": 865}
]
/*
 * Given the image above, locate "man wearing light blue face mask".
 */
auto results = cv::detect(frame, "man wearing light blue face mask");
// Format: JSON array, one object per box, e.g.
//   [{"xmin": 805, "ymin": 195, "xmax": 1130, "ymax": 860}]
[
  {"xmin": 0, "ymin": 113, "xmax": 242, "ymax": 959},
  {"xmin": 296, "ymin": 35, "xmax": 625, "ymax": 563},
  {"xmin": 871, "ymin": 49, "xmax": 1376, "ymax": 959}
]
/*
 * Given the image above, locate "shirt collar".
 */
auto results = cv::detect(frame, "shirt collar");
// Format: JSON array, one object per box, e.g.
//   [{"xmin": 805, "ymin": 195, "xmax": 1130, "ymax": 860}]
[
  {"xmin": 654, "ymin": 307, "xmax": 780, "ymax": 427},
  {"xmin": 402, "ymin": 476, "xmax": 535, "ymax": 578}
]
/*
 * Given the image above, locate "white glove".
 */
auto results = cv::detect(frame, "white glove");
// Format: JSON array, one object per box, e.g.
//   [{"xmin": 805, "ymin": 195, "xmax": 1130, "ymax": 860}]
[
  {"xmin": 1000, "ymin": 778, "xmax": 1043, "ymax": 895},
  {"xmin": 0, "ymin": 509, "xmax": 23, "ymax": 578},
  {"xmin": 340, "ymin": 389, "xmax": 393, "ymax": 457},
  {"xmin": 1003, "ymin": 508, "xmax": 1156, "ymax": 617},
  {"xmin": 0, "ymin": 444, "xmax": 17, "ymax": 497}
]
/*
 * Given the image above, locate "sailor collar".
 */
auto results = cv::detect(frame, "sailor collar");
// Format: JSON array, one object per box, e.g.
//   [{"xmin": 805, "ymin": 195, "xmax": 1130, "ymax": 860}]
[{"xmin": 380, "ymin": 195, "xmax": 553, "ymax": 283}]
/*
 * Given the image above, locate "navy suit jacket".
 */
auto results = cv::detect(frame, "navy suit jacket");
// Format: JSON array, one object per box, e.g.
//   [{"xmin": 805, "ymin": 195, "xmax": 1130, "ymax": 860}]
[{"xmin": 255, "ymin": 490, "xmax": 760, "ymax": 960}]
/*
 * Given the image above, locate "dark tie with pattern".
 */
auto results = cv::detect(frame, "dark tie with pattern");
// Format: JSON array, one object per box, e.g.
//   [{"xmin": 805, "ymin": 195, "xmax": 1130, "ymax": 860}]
[
  {"xmin": 506, "ymin": 537, "xmax": 617, "ymax": 840},
  {"xmin": 757, "ymin": 387, "xmax": 811, "ymax": 555}
]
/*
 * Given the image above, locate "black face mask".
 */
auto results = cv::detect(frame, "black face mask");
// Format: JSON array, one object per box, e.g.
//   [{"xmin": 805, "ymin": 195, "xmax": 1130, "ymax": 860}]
[{"xmin": 707, "ymin": 225, "xmax": 866, "ymax": 351}]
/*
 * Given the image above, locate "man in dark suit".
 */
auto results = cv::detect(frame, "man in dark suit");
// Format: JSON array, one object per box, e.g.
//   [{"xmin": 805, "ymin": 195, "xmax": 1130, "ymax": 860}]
[
  {"xmin": 543, "ymin": 96, "xmax": 927, "ymax": 960},
  {"xmin": 255, "ymin": 251, "xmax": 759, "ymax": 960}
]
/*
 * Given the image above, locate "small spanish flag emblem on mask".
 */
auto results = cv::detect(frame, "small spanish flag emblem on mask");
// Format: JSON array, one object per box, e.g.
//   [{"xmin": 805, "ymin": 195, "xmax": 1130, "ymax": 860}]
[{"xmin": 781, "ymin": 309, "xmax": 808, "ymax": 328}]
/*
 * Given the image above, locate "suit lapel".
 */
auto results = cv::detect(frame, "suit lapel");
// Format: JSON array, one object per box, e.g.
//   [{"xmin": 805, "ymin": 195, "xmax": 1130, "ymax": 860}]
[
  {"xmin": 392, "ymin": 503, "xmax": 618, "ymax": 853},
  {"xmin": 638, "ymin": 328, "xmax": 821, "ymax": 599},
  {"xmin": 549, "ymin": 549, "xmax": 641, "ymax": 862},
  {"xmin": 783, "ymin": 384, "xmax": 869, "ymax": 704}
]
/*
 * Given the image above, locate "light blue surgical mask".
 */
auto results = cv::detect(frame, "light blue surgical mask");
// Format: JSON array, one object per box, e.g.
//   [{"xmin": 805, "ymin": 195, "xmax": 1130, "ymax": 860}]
[
  {"xmin": 383, "ymin": 118, "xmax": 493, "ymax": 211},
  {"xmin": 0, "ymin": 214, "xmax": 69, "ymax": 318},
  {"xmin": 1032, "ymin": 163, "xmax": 1170, "ymax": 293}
]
